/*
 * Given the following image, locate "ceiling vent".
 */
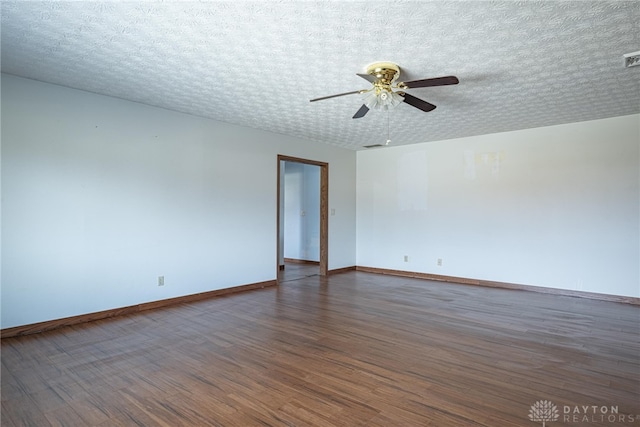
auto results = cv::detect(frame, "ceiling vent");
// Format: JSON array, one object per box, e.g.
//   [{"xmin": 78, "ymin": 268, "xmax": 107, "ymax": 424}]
[
  {"xmin": 363, "ymin": 139, "xmax": 391, "ymax": 149},
  {"xmin": 623, "ymin": 51, "xmax": 640, "ymax": 68}
]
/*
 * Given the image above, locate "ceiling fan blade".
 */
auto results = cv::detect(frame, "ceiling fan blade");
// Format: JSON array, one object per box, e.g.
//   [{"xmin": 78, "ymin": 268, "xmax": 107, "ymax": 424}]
[
  {"xmin": 356, "ymin": 73, "xmax": 377, "ymax": 83},
  {"xmin": 352, "ymin": 104, "xmax": 370, "ymax": 119},
  {"xmin": 401, "ymin": 75, "xmax": 459, "ymax": 89},
  {"xmin": 310, "ymin": 90, "xmax": 362, "ymax": 102},
  {"xmin": 398, "ymin": 92, "xmax": 437, "ymax": 112}
]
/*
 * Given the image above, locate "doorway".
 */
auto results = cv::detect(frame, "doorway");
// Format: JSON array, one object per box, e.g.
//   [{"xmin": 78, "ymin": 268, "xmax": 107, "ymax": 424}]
[{"xmin": 277, "ymin": 155, "xmax": 328, "ymax": 281}]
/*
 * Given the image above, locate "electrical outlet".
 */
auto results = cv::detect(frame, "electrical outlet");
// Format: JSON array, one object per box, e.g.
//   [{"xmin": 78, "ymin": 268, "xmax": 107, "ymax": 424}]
[
  {"xmin": 437, "ymin": 258, "xmax": 443, "ymax": 266},
  {"xmin": 404, "ymin": 255, "xmax": 409, "ymax": 262},
  {"xmin": 158, "ymin": 276, "xmax": 165, "ymax": 286}
]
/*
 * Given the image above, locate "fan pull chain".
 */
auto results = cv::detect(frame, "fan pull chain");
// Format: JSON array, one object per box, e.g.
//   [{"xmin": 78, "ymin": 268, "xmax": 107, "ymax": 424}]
[{"xmin": 385, "ymin": 109, "xmax": 391, "ymax": 145}]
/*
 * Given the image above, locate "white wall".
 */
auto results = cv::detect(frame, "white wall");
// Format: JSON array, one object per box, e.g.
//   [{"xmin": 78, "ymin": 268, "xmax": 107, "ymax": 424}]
[
  {"xmin": 1, "ymin": 74, "xmax": 357, "ymax": 328},
  {"xmin": 357, "ymin": 115, "xmax": 640, "ymax": 298},
  {"xmin": 2, "ymin": 74, "xmax": 636, "ymax": 330},
  {"xmin": 283, "ymin": 161, "xmax": 320, "ymax": 261}
]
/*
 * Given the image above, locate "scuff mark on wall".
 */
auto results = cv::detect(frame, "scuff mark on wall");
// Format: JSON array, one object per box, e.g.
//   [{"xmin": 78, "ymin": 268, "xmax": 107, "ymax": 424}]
[{"xmin": 464, "ymin": 150, "xmax": 504, "ymax": 180}]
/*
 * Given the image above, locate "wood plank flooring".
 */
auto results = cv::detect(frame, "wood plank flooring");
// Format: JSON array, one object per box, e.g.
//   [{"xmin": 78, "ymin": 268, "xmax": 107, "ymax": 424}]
[
  {"xmin": 279, "ymin": 262, "xmax": 320, "ymax": 283},
  {"xmin": 2, "ymin": 271, "xmax": 639, "ymax": 426}
]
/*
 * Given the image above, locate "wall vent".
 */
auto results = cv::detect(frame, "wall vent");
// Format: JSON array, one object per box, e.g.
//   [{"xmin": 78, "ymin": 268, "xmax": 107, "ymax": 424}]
[{"xmin": 623, "ymin": 51, "xmax": 640, "ymax": 68}]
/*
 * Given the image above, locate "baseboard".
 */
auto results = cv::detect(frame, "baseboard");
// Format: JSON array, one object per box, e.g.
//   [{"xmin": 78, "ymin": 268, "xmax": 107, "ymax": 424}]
[
  {"xmin": 356, "ymin": 266, "xmax": 640, "ymax": 306},
  {"xmin": 328, "ymin": 266, "xmax": 356, "ymax": 275},
  {"xmin": 284, "ymin": 258, "xmax": 320, "ymax": 265},
  {"xmin": 1, "ymin": 279, "xmax": 277, "ymax": 339},
  {"xmin": 5, "ymin": 267, "xmax": 635, "ymax": 339}
]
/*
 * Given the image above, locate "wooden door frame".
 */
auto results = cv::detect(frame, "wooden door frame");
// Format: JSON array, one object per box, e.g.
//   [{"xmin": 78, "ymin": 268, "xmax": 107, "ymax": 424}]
[{"xmin": 277, "ymin": 155, "xmax": 328, "ymax": 278}]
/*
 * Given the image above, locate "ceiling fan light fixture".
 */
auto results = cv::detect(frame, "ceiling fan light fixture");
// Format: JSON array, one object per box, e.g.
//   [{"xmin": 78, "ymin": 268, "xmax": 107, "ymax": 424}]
[
  {"xmin": 363, "ymin": 89, "xmax": 404, "ymax": 110},
  {"xmin": 386, "ymin": 90, "xmax": 404, "ymax": 108},
  {"xmin": 310, "ymin": 61, "xmax": 459, "ymax": 120},
  {"xmin": 363, "ymin": 90, "xmax": 379, "ymax": 109}
]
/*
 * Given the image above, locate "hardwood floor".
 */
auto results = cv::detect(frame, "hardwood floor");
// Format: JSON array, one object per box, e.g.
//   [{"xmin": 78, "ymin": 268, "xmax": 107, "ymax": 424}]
[
  {"xmin": 2, "ymin": 271, "xmax": 639, "ymax": 426},
  {"xmin": 279, "ymin": 261, "xmax": 320, "ymax": 282}
]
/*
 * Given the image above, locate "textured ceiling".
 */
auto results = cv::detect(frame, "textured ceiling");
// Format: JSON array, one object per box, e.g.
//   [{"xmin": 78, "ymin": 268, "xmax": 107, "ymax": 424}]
[{"xmin": 1, "ymin": 1, "xmax": 639, "ymax": 150}]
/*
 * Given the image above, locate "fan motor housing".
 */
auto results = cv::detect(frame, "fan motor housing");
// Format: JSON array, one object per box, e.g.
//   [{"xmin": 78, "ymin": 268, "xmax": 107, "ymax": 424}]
[{"xmin": 365, "ymin": 61, "xmax": 401, "ymax": 84}]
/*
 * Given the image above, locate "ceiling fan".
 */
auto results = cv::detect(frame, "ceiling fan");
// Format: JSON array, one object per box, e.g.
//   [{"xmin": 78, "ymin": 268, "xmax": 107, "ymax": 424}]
[{"xmin": 310, "ymin": 61, "xmax": 459, "ymax": 119}]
